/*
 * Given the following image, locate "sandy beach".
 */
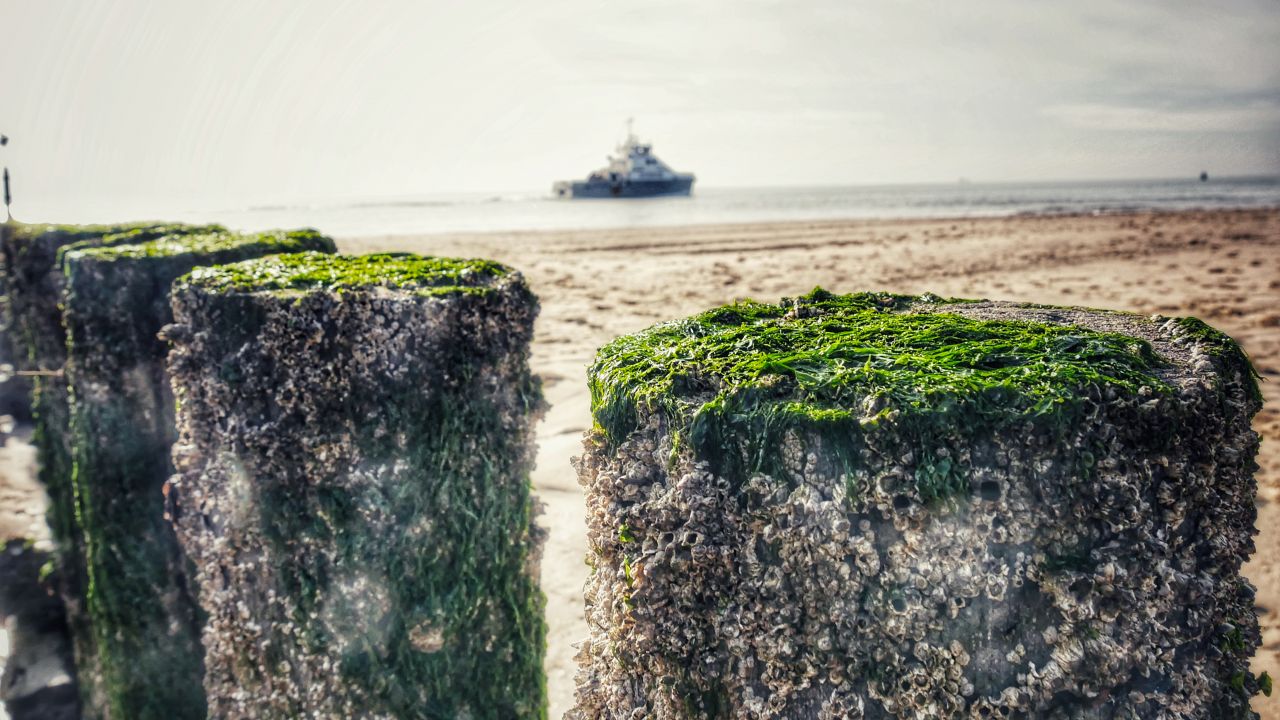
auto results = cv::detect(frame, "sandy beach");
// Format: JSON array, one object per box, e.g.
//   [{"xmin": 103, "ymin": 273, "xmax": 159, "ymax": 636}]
[
  {"xmin": 340, "ymin": 207, "xmax": 1280, "ymax": 718},
  {"xmin": 1, "ymin": 207, "xmax": 1277, "ymax": 718}
]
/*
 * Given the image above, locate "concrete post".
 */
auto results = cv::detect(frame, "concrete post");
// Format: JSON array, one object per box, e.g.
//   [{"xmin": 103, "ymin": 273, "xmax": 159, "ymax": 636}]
[
  {"xmin": 165, "ymin": 252, "xmax": 547, "ymax": 718},
  {"xmin": 572, "ymin": 290, "xmax": 1264, "ymax": 719}
]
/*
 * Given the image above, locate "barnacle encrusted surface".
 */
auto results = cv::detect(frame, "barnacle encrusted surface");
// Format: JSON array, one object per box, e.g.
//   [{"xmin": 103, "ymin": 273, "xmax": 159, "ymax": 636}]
[
  {"xmin": 0, "ymin": 221, "xmax": 224, "ymax": 716},
  {"xmin": 571, "ymin": 289, "xmax": 1264, "ymax": 719},
  {"xmin": 166, "ymin": 252, "xmax": 548, "ymax": 718},
  {"xmin": 61, "ymin": 229, "xmax": 336, "ymax": 720}
]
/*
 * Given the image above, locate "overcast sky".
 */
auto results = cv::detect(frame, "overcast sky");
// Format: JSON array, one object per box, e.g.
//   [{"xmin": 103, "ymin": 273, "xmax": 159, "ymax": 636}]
[{"xmin": 2, "ymin": 0, "xmax": 1278, "ymax": 216}]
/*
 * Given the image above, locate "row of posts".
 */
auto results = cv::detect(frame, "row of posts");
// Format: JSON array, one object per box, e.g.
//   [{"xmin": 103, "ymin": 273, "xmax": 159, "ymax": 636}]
[
  {"xmin": 0, "ymin": 221, "xmax": 1268, "ymax": 719},
  {"xmin": 0, "ymin": 223, "xmax": 545, "ymax": 718}
]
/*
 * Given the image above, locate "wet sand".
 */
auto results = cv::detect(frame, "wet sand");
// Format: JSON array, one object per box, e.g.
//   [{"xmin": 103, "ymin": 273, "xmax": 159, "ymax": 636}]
[{"xmin": 1, "ymin": 208, "xmax": 1276, "ymax": 717}]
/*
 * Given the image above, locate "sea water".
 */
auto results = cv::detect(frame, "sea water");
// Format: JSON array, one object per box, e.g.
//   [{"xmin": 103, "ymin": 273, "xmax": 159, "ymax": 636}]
[{"xmin": 24, "ymin": 177, "xmax": 1280, "ymax": 238}]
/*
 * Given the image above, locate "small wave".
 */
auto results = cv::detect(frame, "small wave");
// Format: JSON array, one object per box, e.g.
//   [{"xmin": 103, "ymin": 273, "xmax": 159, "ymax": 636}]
[{"xmin": 345, "ymin": 199, "xmax": 457, "ymax": 209}]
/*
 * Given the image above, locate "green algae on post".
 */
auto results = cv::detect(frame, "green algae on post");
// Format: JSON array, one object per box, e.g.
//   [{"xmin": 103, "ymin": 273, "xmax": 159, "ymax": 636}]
[
  {"xmin": 61, "ymin": 229, "xmax": 336, "ymax": 720},
  {"xmin": 0, "ymin": 221, "xmax": 224, "ymax": 717},
  {"xmin": 589, "ymin": 289, "xmax": 1178, "ymax": 501},
  {"xmin": 179, "ymin": 250, "xmax": 511, "ymax": 296},
  {"xmin": 166, "ymin": 252, "xmax": 546, "ymax": 718},
  {"xmin": 73, "ymin": 227, "xmax": 332, "ymax": 260},
  {"xmin": 2, "ymin": 222, "xmax": 226, "ymax": 373},
  {"xmin": 572, "ymin": 289, "xmax": 1264, "ymax": 719}
]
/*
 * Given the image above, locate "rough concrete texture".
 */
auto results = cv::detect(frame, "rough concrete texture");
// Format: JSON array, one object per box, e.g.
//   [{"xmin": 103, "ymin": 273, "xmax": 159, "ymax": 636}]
[
  {"xmin": 571, "ymin": 290, "xmax": 1265, "ymax": 719},
  {"xmin": 61, "ymin": 230, "xmax": 336, "ymax": 720},
  {"xmin": 0, "ymin": 221, "xmax": 222, "ymax": 716},
  {"xmin": 165, "ymin": 252, "xmax": 547, "ymax": 719}
]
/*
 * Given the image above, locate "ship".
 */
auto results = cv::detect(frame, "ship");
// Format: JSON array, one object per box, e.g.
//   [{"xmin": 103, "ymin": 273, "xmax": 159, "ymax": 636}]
[{"xmin": 554, "ymin": 120, "xmax": 695, "ymax": 199}]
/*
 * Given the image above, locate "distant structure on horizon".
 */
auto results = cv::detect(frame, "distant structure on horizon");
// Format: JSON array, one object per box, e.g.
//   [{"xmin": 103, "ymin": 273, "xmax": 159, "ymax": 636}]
[{"xmin": 554, "ymin": 120, "xmax": 695, "ymax": 199}]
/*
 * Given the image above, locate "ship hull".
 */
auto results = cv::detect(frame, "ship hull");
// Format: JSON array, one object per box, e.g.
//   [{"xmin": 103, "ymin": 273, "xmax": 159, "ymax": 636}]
[{"xmin": 556, "ymin": 176, "xmax": 694, "ymax": 199}]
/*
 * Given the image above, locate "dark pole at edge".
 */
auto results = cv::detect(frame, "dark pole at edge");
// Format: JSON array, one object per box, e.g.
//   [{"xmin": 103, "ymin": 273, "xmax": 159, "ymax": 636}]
[{"xmin": 1, "ymin": 133, "xmax": 10, "ymax": 221}]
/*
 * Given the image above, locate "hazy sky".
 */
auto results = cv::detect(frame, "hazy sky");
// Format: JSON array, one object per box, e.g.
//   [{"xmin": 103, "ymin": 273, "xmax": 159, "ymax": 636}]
[{"xmin": 2, "ymin": 0, "xmax": 1278, "ymax": 216}]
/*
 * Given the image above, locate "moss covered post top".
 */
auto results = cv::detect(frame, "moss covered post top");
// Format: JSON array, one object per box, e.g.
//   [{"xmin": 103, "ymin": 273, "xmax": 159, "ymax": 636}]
[
  {"xmin": 173, "ymin": 250, "xmax": 519, "ymax": 298},
  {"xmin": 2, "ymin": 220, "xmax": 212, "ymax": 245},
  {"xmin": 2, "ymin": 222, "xmax": 228, "ymax": 370},
  {"xmin": 53, "ymin": 223, "xmax": 228, "ymax": 265},
  {"xmin": 2, "ymin": 220, "xmax": 229, "ymax": 295},
  {"xmin": 589, "ymin": 288, "xmax": 1260, "ymax": 493},
  {"xmin": 63, "ymin": 228, "xmax": 333, "ymax": 264},
  {"xmin": 3, "ymin": 221, "xmax": 230, "ymax": 275}
]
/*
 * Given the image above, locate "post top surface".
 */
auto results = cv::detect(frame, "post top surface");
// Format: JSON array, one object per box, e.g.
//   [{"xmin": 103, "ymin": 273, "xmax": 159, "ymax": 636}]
[
  {"xmin": 3, "ymin": 221, "xmax": 186, "ymax": 253},
  {"xmin": 3, "ymin": 220, "xmax": 163, "ymax": 240},
  {"xmin": 589, "ymin": 289, "xmax": 1257, "ymax": 452},
  {"xmin": 176, "ymin": 251, "xmax": 514, "ymax": 297},
  {"xmin": 54, "ymin": 224, "xmax": 228, "ymax": 263},
  {"xmin": 65, "ymin": 228, "xmax": 331, "ymax": 262}
]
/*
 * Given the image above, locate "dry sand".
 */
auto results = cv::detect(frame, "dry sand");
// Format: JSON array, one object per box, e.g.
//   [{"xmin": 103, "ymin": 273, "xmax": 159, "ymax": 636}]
[
  {"xmin": 340, "ymin": 207, "xmax": 1280, "ymax": 718},
  {"xmin": 1, "ymin": 208, "xmax": 1276, "ymax": 718}
]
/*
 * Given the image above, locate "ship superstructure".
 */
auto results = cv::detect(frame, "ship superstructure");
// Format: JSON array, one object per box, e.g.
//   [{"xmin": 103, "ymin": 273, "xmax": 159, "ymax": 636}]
[{"xmin": 554, "ymin": 120, "xmax": 695, "ymax": 199}]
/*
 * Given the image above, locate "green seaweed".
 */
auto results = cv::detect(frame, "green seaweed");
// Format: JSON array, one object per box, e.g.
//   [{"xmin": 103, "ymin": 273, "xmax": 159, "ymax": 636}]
[
  {"xmin": 589, "ymin": 289, "xmax": 1175, "ymax": 499},
  {"xmin": 54, "ymin": 224, "xmax": 228, "ymax": 266},
  {"xmin": 73, "ymin": 227, "xmax": 329, "ymax": 260},
  {"xmin": 618, "ymin": 524, "xmax": 637, "ymax": 544},
  {"xmin": 343, "ymin": 364, "xmax": 547, "ymax": 719},
  {"xmin": 176, "ymin": 251, "xmax": 512, "ymax": 296}
]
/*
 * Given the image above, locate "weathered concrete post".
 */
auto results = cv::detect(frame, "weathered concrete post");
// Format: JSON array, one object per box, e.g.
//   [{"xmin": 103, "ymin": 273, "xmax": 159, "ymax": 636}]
[
  {"xmin": 0, "ymin": 221, "xmax": 222, "ymax": 714},
  {"xmin": 61, "ymin": 229, "xmax": 336, "ymax": 719},
  {"xmin": 2, "ymin": 224, "xmax": 222, "ymax": 547},
  {"xmin": 572, "ymin": 290, "xmax": 1265, "ymax": 719},
  {"xmin": 165, "ymin": 252, "xmax": 547, "ymax": 718},
  {"xmin": 2, "ymin": 225, "xmax": 222, "ymax": 542}
]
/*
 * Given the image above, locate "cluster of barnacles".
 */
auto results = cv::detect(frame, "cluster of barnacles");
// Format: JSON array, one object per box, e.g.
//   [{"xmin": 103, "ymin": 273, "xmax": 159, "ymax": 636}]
[{"xmin": 573, "ymin": 303, "xmax": 1263, "ymax": 719}]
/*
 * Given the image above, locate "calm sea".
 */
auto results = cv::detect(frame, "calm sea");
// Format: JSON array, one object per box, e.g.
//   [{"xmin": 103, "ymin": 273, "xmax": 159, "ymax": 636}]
[{"xmin": 46, "ymin": 176, "xmax": 1280, "ymax": 238}]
